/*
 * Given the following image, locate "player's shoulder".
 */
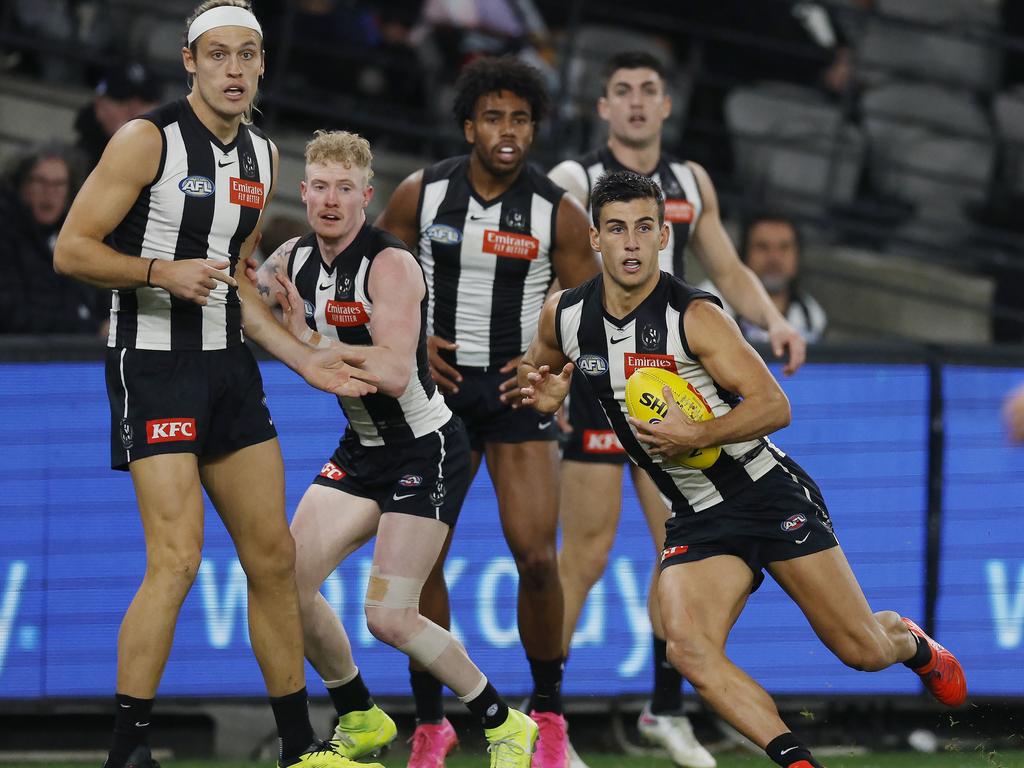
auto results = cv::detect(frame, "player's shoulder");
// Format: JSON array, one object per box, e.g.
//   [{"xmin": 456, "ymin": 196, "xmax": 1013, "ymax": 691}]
[
  {"xmin": 558, "ymin": 272, "xmax": 602, "ymax": 311},
  {"xmin": 366, "ymin": 223, "xmax": 414, "ymax": 258},
  {"xmin": 422, "ymin": 155, "xmax": 468, "ymax": 184},
  {"xmin": 523, "ymin": 161, "xmax": 568, "ymax": 201},
  {"xmin": 137, "ymin": 98, "xmax": 183, "ymax": 130},
  {"xmin": 664, "ymin": 272, "xmax": 723, "ymax": 311}
]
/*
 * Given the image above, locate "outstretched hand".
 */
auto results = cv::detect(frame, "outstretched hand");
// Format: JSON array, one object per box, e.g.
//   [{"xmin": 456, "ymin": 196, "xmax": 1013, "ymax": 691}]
[
  {"xmin": 274, "ymin": 273, "xmax": 310, "ymax": 340},
  {"xmin": 301, "ymin": 345, "xmax": 380, "ymax": 398},
  {"xmin": 769, "ymin": 318, "xmax": 806, "ymax": 376},
  {"xmin": 518, "ymin": 363, "xmax": 574, "ymax": 413}
]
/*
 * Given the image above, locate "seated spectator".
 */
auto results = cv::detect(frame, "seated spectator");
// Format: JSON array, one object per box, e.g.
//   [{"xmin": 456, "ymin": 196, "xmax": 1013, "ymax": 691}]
[
  {"xmin": 74, "ymin": 61, "xmax": 161, "ymax": 174},
  {"xmin": 699, "ymin": 213, "xmax": 827, "ymax": 343},
  {"xmin": 0, "ymin": 143, "xmax": 106, "ymax": 335}
]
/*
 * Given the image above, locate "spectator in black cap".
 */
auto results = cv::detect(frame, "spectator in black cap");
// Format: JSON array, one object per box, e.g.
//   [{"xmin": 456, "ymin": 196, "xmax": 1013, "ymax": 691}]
[{"xmin": 74, "ymin": 62, "xmax": 161, "ymax": 173}]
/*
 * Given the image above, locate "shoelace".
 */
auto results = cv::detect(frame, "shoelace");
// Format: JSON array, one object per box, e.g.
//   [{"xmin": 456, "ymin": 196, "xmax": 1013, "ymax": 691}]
[
  {"xmin": 409, "ymin": 727, "xmax": 434, "ymax": 754},
  {"xmin": 303, "ymin": 739, "xmax": 342, "ymax": 758},
  {"xmin": 487, "ymin": 736, "xmax": 527, "ymax": 767}
]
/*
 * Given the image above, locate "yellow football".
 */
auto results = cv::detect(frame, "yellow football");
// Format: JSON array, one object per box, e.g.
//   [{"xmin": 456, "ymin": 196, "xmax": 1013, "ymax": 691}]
[{"xmin": 624, "ymin": 367, "xmax": 721, "ymax": 469}]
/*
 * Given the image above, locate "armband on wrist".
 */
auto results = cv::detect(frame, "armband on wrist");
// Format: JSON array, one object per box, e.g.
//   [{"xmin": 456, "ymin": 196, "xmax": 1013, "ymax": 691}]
[{"xmin": 146, "ymin": 259, "xmax": 156, "ymax": 288}]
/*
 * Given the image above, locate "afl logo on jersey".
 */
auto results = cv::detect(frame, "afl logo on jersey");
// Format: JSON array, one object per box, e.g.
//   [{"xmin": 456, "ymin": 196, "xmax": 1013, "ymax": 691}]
[
  {"xmin": 426, "ymin": 224, "xmax": 462, "ymax": 245},
  {"xmin": 576, "ymin": 354, "xmax": 608, "ymax": 377},
  {"xmin": 179, "ymin": 175, "xmax": 214, "ymax": 197}
]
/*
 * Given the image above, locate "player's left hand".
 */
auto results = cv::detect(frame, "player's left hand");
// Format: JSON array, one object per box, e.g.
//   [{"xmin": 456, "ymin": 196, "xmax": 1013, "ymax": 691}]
[
  {"xmin": 243, "ymin": 255, "xmax": 260, "ymax": 285},
  {"xmin": 302, "ymin": 345, "xmax": 380, "ymax": 398},
  {"xmin": 274, "ymin": 273, "xmax": 311, "ymax": 340},
  {"xmin": 629, "ymin": 385, "xmax": 703, "ymax": 460},
  {"xmin": 519, "ymin": 363, "xmax": 573, "ymax": 413},
  {"xmin": 768, "ymin": 317, "xmax": 806, "ymax": 376},
  {"xmin": 498, "ymin": 354, "xmax": 524, "ymax": 405}
]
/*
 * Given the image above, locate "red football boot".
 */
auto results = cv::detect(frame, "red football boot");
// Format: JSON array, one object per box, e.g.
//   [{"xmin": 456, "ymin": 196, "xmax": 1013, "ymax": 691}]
[{"xmin": 902, "ymin": 617, "xmax": 968, "ymax": 707}]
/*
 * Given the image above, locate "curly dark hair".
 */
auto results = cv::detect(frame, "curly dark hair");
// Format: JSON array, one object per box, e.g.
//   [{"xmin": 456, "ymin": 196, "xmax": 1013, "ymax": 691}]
[
  {"xmin": 591, "ymin": 170, "xmax": 664, "ymax": 226},
  {"xmin": 452, "ymin": 55, "xmax": 550, "ymax": 127}
]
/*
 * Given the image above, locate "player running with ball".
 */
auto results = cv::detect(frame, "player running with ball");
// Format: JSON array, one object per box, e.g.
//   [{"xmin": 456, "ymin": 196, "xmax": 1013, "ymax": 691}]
[{"xmin": 517, "ymin": 170, "xmax": 967, "ymax": 768}]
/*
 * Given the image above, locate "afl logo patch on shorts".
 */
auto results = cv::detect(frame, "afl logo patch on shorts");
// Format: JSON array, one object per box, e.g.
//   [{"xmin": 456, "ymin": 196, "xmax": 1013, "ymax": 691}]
[
  {"xmin": 426, "ymin": 224, "xmax": 462, "ymax": 245},
  {"xmin": 399, "ymin": 474, "xmax": 423, "ymax": 487},
  {"xmin": 179, "ymin": 175, "xmax": 214, "ymax": 197},
  {"xmin": 661, "ymin": 545, "xmax": 689, "ymax": 562},
  {"xmin": 781, "ymin": 513, "xmax": 807, "ymax": 532}
]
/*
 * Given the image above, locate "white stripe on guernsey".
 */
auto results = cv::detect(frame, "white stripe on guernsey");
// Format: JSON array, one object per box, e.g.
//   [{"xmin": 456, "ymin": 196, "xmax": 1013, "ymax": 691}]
[
  {"xmin": 203, "ymin": 144, "xmax": 241, "ymax": 348},
  {"xmin": 418, "ymin": 178, "xmax": 450, "ymax": 337},
  {"xmin": 339, "ymin": 259, "xmax": 383, "ymax": 445},
  {"xmin": 650, "ymin": 170, "xmax": 676, "ymax": 275},
  {"xmin": 107, "ymin": 291, "xmax": 118, "ymax": 346},
  {"xmin": 132, "ymin": 122, "xmax": 189, "ymax": 349},
  {"xmin": 520, "ymin": 194, "xmax": 554, "ymax": 354},
  {"xmin": 558, "ymin": 298, "xmax": 584, "ymax": 363},
  {"xmin": 453, "ymin": 196, "xmax": 494, "ymax": 367},
  {"xmin": 119, "ymin": 348, "xmax": 131, "ymax": 464},
  {"xmin": 433, "ymin": 427, "xmax": 447, "ymax": 520},
  {"xmin": 672, "ymin": 162, "xmax": 703, "ymax": 223}
]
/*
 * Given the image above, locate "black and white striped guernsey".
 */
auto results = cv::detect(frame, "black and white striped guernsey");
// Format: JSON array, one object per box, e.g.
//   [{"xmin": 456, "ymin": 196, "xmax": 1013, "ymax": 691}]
[
  {"xmin": 416, "ymin": 156, "xmax": 562, "ymax": 368},
  {"xmin": 555, "ymin": 272, "xmax": 782, "ymax": 513},
  {"xmin": 106, "ymin": 98, "xmax": 273, "ymax": 350},
  {"xmin": 287, "ymin": 223, "xmax": 450, "ymax": 447},
  {"xmin": 549, "ymin": 147, "xmax": 702, "ymax": 278}
]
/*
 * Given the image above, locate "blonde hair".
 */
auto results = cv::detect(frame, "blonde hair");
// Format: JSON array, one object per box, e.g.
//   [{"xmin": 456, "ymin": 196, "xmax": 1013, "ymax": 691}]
[
  {"xmin": 184, "ymin": 0, "xmax": 262, "ymax": 125},
  {"xmin": 305, "ymin": 130, "xmax": 374, "ymax": 183}
]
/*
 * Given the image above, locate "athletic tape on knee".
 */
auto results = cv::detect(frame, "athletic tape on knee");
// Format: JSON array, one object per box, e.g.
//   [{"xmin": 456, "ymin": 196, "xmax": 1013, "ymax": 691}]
[
  {"xmin": 364, "ymin": 565, "xmax": 425, "ymax": 609},
  {"xmin": 397, "ymin": 620, "xmax": 451, "ymax": 667}
]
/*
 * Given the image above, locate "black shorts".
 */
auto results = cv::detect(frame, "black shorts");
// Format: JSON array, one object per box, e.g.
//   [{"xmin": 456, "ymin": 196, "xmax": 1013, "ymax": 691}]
[
  {"xmin": 660, "ymin": 456, "xmax": 839, "ymax": 592},
  {"xmin": 106, "ymin": 345, "xmax": 277, "ymax": 471},
  {"xmin": 562, "ymin": 373, "xmax": 628, "ymax": 464},
  {"xmin": 312, "ymin": 416, "xmax": 471, "ymax": 527},
  {"xmin": 444, "ymin": 367, "xmax": 558, "ymax": 452}
]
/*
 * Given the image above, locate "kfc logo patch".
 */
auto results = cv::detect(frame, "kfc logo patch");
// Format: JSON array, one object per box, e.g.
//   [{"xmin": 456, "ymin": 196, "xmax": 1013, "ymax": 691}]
[
  {"xmin": 483, "ymin": 229, "xmax": 539, "ymax": 260},
  {"xmin": 583, "ymin": 429, "xmax": 625, "ymax": 454},
  {"xmin": 661, "ymin": 545, "xmax": 689, "ymax": 562},
  {"xmin": 624, "ymin": 353, "xmax": 676, "ymax": 378},
  {"xmin": 319, "ymin": 461, "xmax": 346, "ymax": 482},
  {"xmin": 146, "ymin": 418, "xmax": 196, "ymax": 444},
  {"xmin": 664, "ymin": 199, "xmax": 694, "ymax": 223},
  {"xmin": 229, "ymin": 177, "xmax": 265, "ymax": 209},
  {"xmin": 326, "ymin": 300, "xmax": 369, "ymax": 326}
]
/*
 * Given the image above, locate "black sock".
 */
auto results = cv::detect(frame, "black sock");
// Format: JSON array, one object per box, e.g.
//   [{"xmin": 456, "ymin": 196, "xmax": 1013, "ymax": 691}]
[
  {"xmin": 526, "ymin": 656, "xmax": 564, "ymax": 714},
  {"xmin": 903, "ymin": 631, "xmax": 933, "ymax": 669},
  {"xmin": 410, "ymin": 669, "xmax": 445, "ymax": 724},
  {"xmin": 326, "ymin": 673, "xmax": 373, "ymax": 717},
  {"xmin": 651, "ymin": 636, "xmax": 684, "ymax": 714},
  {"xmin": 463, "ymin": 682, "xmax": 509, "ymax": 730},
  {"xmin": 105, "ymin": 694, "xmax": 154, "ymax": 768},
  {"xmin": 269, "ymin": 687, "xmax": 316, "ymax": 763},
  {"xmin": 765, "ymin": 732, "xmax": 822, "ymax": 767}
]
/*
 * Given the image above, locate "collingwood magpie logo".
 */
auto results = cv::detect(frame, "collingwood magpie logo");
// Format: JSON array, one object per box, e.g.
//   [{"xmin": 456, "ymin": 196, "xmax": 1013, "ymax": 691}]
[
  {"xmin": 119, "ymin": 418, "xmax": 134, "ymax": 449},
  {"xmin": 429, "ymin": 479, "xmax": 446, "ymax": 506},
  {"xmin": 641, "ymin": 324, "xmax": 661, "ymax": 349},
  {"xmin": 501, "ymin": 207, "xmax": 526, "ymax": 232}
]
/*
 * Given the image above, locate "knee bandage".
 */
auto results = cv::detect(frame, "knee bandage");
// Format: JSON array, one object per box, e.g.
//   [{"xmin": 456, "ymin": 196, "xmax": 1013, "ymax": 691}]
[
  {"xmin": 364, "ymin": 565, "xmax": 425, "ymax": 608},
  {"xmin": 398, "ymin": 620, "xmax": 451, "ymax": 666}
]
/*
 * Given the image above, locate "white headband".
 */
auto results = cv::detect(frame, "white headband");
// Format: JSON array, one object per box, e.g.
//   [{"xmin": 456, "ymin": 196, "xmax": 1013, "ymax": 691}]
[{"xmin": 187, "ymin": 6, "xmax": 263, "ymax": 46}]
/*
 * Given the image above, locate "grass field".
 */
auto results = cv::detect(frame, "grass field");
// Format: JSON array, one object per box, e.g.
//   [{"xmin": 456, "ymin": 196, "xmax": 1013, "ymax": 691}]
[{"xmin": 7, "ymin": 752, "xmax": 1024, "ymax": 768}]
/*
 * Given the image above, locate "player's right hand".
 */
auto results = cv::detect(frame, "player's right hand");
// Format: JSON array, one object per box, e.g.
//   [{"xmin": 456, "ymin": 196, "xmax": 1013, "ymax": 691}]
[
  {"xmin": 243, "ymin": 255, "xmax": 260, "ymax": 285},
  {"xmin": 151, "ymin": 258, "xmax": 237, "ymax": 306},
  {"xmin": 519, "ymin": 363, "xmax": 573, "ymax": 414},
  {"xmin": 427, "ymin": 335, "xmax": 462, "ymax": 394},
  {"xmin": 303, "ymin": 346, "xmax": 380, "ymax": 398}
]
